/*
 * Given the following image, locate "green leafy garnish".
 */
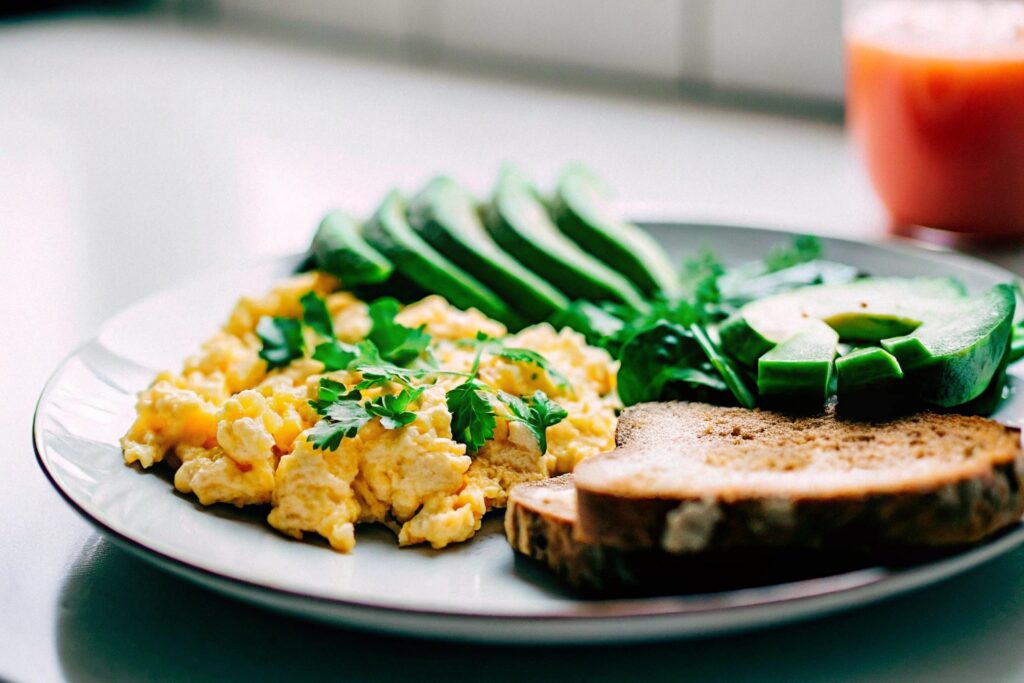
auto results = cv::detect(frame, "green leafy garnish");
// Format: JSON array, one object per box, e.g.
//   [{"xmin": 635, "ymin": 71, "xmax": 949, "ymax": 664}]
[
  {"xmin": 312, "ymin": 340, "xmax": 359, "ymax": 371},
  {"xmin": 256, "ymin": 316, "xmax": 305, "ymax": 370},
  {"xmin": 300, "ymin": 291, "xmax": 334, "ymax": 338},
  {"xmin": 365, "ymin": 387, "xmax": 424, "ymax": 430},
  {"xmin": 689, "ymin": 324, "xmax": 756, "ymax": 409},
  {"xmin": 367, "ymin": 298, "xmax": 431, "ymax": 366},
  {"xmin": 308, "ymin": 377, "xmax": 361, "ymax": 416},
  {"xmin": 446, "ymin": 381, "xmax": 496, "ymax": 454},
  {"xmin": 616, "ymin": 321, "xmax": 735, "ymax": 406},
  {"xmin": 764, "ymin": 234, "xmax": 822, "ymax": 272},
  {"xmin": 308, "ymin": 400, "xmax": 372, "ymax": 450},
  {"xmin": 501, "ymin": 390, "xmax": 568, "ymax": 453},
  {"xmin": 308, "ymin": 378, "xmax": 424, "ymax": 450}
]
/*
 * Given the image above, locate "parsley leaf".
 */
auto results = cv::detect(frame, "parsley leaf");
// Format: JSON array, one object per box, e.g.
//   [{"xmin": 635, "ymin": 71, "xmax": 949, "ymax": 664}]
[
  {"xmin": 367, "ymin": 297, "xmax": 431, "ymax": 366},
  {"xmin": 256, "ymin": 316, "xmax": 305, "ymax": 370},
  {"xmin": 300, "ymin": 291, "xmax": 334, "ymax": 338},
  {"xmin": 366, "ymin": 387, "xmax": 424, "ymax": 430},
  {"xmin": 308, "ymin": 377, "xmax": 360, "ymax": 416},
  {"xmin": 312, "ymin": 339, "xmax": 359, "ymax": 371},
  {"xmin": 500, "ymin": 390, "xmax": 567, "ymax": 453},
  {"xmin": 446, "ymin": 381, "xmax": 496, "ymax": 454},
  {"xmin": 308, "ymin": 400, "xmax": 372, "ymax": 450}
]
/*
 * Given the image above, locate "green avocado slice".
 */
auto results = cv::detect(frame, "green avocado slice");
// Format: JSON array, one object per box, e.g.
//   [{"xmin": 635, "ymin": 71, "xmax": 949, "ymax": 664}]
[
  {"xmin": 882, "ymin": 283, "xmax": 1015, "ymax": 407},
  {"xmin": 408, "ymin": 176, "xmax": 569, "ymax": 323},
  {"xmin": 757, "ymin": 321, "xmax": 838, "ymax": 402},
  {"xmin": 311, "ymin": 210, "xmax": 393, "ymax": 285},
  {"xmin": 363, "ymin": 190, "xmax": 525, "ymax": 329},
  {"xmin": 835, "ymin": 347, "xmax": 905, "ymax": 410},
  {"xmin": 484, "ymin": 165, "xmax": 649, "ymax": 313},
  {"xmin": 719, "ymin": 277, "xmax": 966, "ymax": 366},
  {"xmin": 550, "ymin": 163, "xmax": 679, "ymax": 299},
  {"xmin": 720, "ymin": 277, "xmax": 1015, "ymax": 409}
]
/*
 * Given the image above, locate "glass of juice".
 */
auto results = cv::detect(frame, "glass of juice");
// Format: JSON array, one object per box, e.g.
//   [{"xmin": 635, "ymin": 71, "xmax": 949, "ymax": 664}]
[{"xmin": 846, "ymin": 0, "xmax": 1024, "ymax": 237}]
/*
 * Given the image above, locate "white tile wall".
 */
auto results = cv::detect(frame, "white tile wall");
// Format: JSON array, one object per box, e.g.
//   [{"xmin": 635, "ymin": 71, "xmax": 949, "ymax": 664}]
[
  {"xmin": 435, "ymin": 0, "xmax": 694, "ymax": 80},
  {"xmin": 206, "ymin": 0, "xmax": 845, "ymax": 102}
]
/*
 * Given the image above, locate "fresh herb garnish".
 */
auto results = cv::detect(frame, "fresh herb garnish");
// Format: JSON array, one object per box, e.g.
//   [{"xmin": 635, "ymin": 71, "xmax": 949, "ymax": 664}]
[
  {"xmin": 308, "ymin": 400, "xmax": 373, "ymax": 450},
  {"xmin": 311, "ymin": 340, "xmax": 360, "ymax": 372},
  {"xmin": 365, "ymin": 387, "xmax": 424, "ymax": 429},
  {"xmin": 501, "ymin": 390, "xmax": 569, "ymax": 453},
  {"xmin": 445, "ymin": 340, "xmax": 567, "ymax": 454},
  {"xmin": 446, "ymin": 381, "xmax": 496, "ymax": 454},
  {"xmin": 300, "ymin": 290, "xmax": 335, "ymax": 338},
  {"xmin": 764, "ymin": 234, "xmax": 822, "ymax": 272},
  {"xmin": 367, "ymin": 298, "xmax": 431, "ymax": 366},
  {"xmin": 307, "ymin": 376, "xmax": 424, "ymax": 450},
  {"xmin": 256, "ymin": 316, "xmax": 305, "ymax": 370}
]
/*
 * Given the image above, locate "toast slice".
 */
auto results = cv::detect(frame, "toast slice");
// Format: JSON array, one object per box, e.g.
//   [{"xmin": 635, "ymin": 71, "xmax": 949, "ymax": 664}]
[{"xmin": 574, "ymin": 402, "xmax": 1024, "ymax": 554}]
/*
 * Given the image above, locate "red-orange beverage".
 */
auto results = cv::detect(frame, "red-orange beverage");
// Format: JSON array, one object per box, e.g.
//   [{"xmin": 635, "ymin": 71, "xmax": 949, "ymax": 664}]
[{"xmin": 847, "ymin": 1, "xmax": 1024, "ymax": 236}]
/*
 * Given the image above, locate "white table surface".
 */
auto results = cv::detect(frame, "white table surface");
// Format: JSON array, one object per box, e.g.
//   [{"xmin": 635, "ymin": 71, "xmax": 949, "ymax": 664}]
[{"xmin": 4, "ymin": 15, "xmax": 1024, "ymax": 683}]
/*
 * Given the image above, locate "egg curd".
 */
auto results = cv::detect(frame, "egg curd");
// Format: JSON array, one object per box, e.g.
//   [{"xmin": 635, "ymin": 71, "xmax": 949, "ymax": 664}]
[{"xmin": 121, "ymin": 272, "xmax": 618, "ymax": 552}]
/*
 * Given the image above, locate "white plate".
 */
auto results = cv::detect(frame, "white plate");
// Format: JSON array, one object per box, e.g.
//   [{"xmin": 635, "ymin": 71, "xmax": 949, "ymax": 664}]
[{"xmin": 33, "ymin": 222, "xmax": 1024, "ymax": 644}]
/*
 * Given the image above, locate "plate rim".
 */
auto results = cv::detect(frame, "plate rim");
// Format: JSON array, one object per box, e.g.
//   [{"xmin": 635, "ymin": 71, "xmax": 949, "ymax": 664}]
[{"xmin": 32, "ymin": 220, "xmax": 1024, "ymax": 639}]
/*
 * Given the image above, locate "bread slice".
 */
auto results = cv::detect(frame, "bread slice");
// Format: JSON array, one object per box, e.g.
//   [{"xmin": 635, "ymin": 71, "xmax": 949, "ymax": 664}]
[{"xmin": 574, "ymin": 402, "xmax": 1024, "ymax": 554}]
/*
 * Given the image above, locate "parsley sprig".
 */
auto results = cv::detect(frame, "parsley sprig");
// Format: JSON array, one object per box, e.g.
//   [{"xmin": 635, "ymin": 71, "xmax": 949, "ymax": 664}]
[
  {"xmin": 307, "ymin": 376, "xmax": 425, "ymax": 451},
  {"xmin": 259, "ymin": 292, "xmax": 568, "ymax": 455},
  {"xmin": 445, "ymin": 341, "xmax": 568, "ymax": 455}
]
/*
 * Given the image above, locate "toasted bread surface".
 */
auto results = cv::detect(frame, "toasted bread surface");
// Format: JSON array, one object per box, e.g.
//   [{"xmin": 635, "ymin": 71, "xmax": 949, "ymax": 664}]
[{"xmin": 574, "ymin": 403, "xmax": 1024, "ymax": 553}]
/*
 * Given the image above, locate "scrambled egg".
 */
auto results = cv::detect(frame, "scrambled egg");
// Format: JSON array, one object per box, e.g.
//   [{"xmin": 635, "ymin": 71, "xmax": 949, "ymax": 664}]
[{"xmin": 122, "ymin": 273, "xmax": 618, "ymax": 552}]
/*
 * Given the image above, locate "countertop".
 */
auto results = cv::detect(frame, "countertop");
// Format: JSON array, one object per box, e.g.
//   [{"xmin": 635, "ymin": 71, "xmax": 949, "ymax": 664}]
[{"xmin": 4, "ymin": 16, "xmax": 1024, "ymax": 683}]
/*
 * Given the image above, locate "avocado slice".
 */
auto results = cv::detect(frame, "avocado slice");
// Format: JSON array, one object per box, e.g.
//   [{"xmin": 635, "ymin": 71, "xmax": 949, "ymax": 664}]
[
  {"xmin": 882, "ymin": 283, "xmax": 1015, "ymax": 407},
  {"xmin": 363, "ymin": 190, "xmax": 525, "ymax": 329},
  {"xmin": 835, "ymin": 347, "xmax": 905, "ymax": 410},
  {"xmin": 550, "ymin": 163, "xmax": 679, "ymax": 299},
  {"xmin": 311, "ymin": 210, "xmax": 393, "ymax": 285},
  {"xmin": 407, "ymin": 177, "xmax": 569, "ymax": 322},
  {"xmin": 757, "ymin": 321, "xmax": 839, "ymax": 402},
  {"xmin": 720, "ymin": 277, "xmax": 966, "ymax": 366},
  {"xmin": 484, "ymin": 165, "xmax": 649, "ymax": 312},
  {"xmin": 720, "ymin": 277, "xmax": 1015, "ymax": 409}
]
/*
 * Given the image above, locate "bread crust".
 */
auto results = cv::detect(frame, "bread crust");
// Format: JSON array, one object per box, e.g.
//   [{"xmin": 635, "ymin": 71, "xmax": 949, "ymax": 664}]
[
  {"xmin": 574, "ymin": 403, "xmax": 1024, "ymax": 553},
  {"xmin": 506, "ymin": 403, "xmax": 1024, "ymax": 594}
]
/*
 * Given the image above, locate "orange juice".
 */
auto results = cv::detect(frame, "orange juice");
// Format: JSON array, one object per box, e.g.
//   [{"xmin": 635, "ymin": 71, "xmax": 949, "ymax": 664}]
[{"xmin": 846, "ymin": 1, "xmax": 1024, "ymax": 235}]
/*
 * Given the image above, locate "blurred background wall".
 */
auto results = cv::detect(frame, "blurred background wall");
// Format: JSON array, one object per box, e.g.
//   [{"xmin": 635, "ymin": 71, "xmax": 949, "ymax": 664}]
[{"xmin": 4, "ymin": 0, "xmax": 845, "ymax": 112}]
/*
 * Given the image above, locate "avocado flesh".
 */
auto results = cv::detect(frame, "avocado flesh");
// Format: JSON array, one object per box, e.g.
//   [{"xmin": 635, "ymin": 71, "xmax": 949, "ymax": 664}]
[
  {"xmin": 882, "ymin": 284, "xmax": 1015, "ymax": 407},
  {"xmin": 484, "ymin": 165, "xmax": 649, "ymax": 313},
  {"xmin": 551, "ymin": 163, "xmax": 680, "ymax": 299},
  {"xmin": 720, "ymin": 277, "xmax": 967, "ymax": 366},
  {"xmin": 757, "ymin": 321, "xmax": 838, "ymax": 401},
  {"xmin": 835, "ymin": 347, "xmax": 905, "ymax": 407},
  {"xmin": 721, "ymin": 278, "xmax": 1015, "ymax": 409},
  {"xmin": 408, "ymin": 177, "xmax": 569, "ymax": 323},
  {"xmin": 311, "ymin": 210, "xmax": 394, "ymax": 286},
  {"xmin": 363, "ymin": 190, "xmax": 525, "ymax": 329}
]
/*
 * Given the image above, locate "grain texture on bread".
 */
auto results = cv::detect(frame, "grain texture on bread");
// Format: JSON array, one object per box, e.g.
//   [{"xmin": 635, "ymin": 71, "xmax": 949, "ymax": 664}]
[{"xmin": 573, "ymin": 403, "xmax": 1024, "ymax": 554}]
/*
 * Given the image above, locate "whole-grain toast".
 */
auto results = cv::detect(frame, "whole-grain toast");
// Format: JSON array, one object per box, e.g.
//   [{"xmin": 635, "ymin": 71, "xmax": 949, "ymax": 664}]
[
  {"xmin": 506, "ymin": 403, "xmax": 1024, "ymax": 594},
  {"xmin": 574, "ymin": 402, "xmax": 1024, "ymax": 554}
]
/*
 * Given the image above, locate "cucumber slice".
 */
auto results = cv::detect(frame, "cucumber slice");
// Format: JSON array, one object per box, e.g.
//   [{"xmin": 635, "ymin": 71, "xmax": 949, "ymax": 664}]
[
  {"xmin": 311, "ymin": 210, "xmax": 393, "ymax": 285},
  {"xmin": 408, "ymin": 176, "xmax": 569, "ymax": 322},
  {"xmin": 551, "ymin": 163, "xmax": 679, "ymax": 298},
  {"xmin": 484, "ymin": 164, "xmax": 649, "ymax": 313},
  {"xmin": 363, "ymin": 190, "xmax": 525, "ymax": 329}
]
